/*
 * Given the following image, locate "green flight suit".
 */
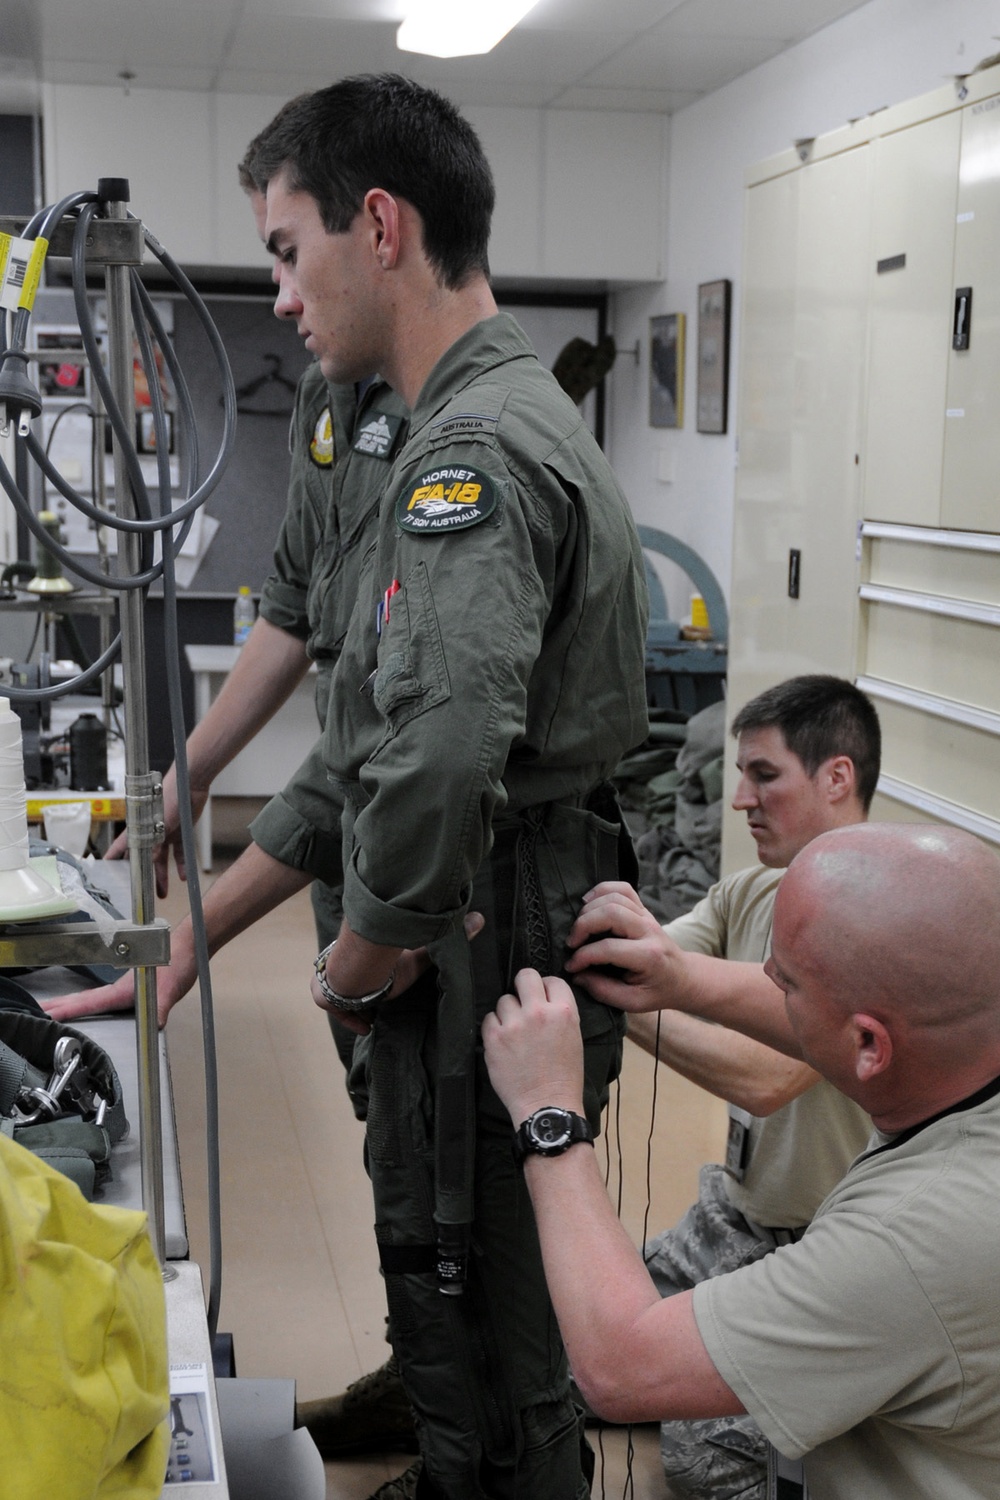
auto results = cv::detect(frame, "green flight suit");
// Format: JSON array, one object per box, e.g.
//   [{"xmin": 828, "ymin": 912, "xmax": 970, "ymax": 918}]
[
  {"xmin": 253, "ymin": 364, "xmax": 407, "ymax": 1087},
  {"xmin": 253, "ymin": 364, "xmax": 407, "ymax": 938},
  {"xmin": 278, "ymin": 313, "xmax": 648, "ymax": 1499}
]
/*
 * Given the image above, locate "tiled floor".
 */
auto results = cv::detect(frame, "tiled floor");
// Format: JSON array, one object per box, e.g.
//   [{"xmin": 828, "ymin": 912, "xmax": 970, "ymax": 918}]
[{"xmin": 163, "ymin": 849, "xmax": 727, "ymax": 1499}]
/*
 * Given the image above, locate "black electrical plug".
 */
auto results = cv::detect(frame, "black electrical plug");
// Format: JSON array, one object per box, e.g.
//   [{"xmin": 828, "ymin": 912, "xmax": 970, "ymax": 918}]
[{"xmin": 0, "ymin": 350, "xmax": 43, "ymax": 438}]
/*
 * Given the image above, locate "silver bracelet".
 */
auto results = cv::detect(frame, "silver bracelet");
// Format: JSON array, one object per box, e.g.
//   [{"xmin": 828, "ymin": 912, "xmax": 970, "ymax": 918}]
[{"xmin": 313, "ymin": 939, "xmax": 395, "ymax": 1013}]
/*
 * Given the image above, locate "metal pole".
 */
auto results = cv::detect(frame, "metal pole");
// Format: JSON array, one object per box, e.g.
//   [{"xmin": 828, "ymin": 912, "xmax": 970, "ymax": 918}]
[
  {"xmin": 101, "ymin": 183, "xmax": 170, "ymax": 1271},
  {"xmin": 93, "ymin": 395, "xmax": 114, "ymax": 735}
]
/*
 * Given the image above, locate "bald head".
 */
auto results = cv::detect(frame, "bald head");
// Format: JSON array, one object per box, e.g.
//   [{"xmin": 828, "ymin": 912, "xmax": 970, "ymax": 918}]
[{"xmin": 770, "ymin": 824, "xmax": 1000, "ymax": 1124}]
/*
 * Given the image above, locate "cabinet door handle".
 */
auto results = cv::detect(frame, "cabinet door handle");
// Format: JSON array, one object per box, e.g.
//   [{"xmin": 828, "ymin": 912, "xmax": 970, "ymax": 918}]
[{"xmin": 954, "ymin": 286, "xmax": 972, "ymax": 350}]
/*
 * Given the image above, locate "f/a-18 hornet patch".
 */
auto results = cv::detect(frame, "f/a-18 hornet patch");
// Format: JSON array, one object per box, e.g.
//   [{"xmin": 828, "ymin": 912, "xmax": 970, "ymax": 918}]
[{"xmin": 395, "ymin": 465, "xmax": 497, "ymax": 534}]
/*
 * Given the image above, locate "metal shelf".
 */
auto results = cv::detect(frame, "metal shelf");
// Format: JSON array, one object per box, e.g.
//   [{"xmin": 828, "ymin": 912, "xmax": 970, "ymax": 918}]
[{"xmin": 0, "ymin": 915, "xmax": 169, "ymax": 969}]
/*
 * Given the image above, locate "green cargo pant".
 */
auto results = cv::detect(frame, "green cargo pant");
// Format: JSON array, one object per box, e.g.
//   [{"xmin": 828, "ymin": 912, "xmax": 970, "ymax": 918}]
[
  {"xmin": 311, "ymin": 876, "xmax": 366, "ymax": 1112},
  {"xmin": 363, "ymin": 796, "xmax": 629, "ymax": 1499}
]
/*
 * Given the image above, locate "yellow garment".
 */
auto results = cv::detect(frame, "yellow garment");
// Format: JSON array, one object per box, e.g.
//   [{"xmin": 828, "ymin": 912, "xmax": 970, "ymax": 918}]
[{"xmin": 0, "ymin": 1132, "xmax": 169, "ymax": 1499}]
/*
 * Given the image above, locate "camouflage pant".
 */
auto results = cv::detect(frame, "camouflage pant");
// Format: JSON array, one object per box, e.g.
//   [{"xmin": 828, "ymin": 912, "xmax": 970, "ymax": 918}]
[{"xmin": 644, "ymin": 1163, "xmax": 799, "ymax": 1500}]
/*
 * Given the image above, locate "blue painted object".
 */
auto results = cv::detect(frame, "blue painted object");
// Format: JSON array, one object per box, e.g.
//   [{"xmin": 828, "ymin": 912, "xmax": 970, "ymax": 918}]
[{"xmin": 637, "ymin": 525, "xmax": 728, "ymax": 716}]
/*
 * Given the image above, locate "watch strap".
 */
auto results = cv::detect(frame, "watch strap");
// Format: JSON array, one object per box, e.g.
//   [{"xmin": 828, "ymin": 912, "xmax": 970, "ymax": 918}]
[{"xmin": 513, "ymin": 1107, "xmax": 594, "ymax": 1165}]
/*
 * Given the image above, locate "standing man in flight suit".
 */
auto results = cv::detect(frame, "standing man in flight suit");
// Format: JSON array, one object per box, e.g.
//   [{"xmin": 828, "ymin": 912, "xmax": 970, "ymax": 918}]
[
  {"xmin": 46, "ymin": 139, "xmax": 417, "ymax": 1464},
  {"xmin": 254, "ymin": 73, "xmax": 648, "ymax": 1500}
]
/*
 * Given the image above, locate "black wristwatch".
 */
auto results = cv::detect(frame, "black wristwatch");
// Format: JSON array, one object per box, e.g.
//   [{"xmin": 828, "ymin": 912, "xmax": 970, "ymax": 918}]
[{"xmin": 513, "ymin": 1106, "xmax": 594, "ymax": 1165}]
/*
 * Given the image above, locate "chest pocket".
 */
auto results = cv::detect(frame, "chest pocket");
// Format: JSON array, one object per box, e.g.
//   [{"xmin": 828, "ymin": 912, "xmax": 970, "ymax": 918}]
[{"xmin": 372, "ymin": 561, "xmax": 451, "ymax": 736}]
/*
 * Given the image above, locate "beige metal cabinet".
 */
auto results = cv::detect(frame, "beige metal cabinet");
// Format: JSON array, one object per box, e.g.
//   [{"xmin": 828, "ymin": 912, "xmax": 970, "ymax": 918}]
[
  {"xmin": 941, "ymin": 96, "xmax": 1000, "ymax": 531},
  {"xmin": 725, "ymin": 65, "xmax": 1000, "ymax": 872},
  {"xmin": 862, "ymin": 112, "xmax": 961, "ymax": 527},
  {"xmin": 722, "ymin": 146, "xmax": 872, "ymax": 868}
]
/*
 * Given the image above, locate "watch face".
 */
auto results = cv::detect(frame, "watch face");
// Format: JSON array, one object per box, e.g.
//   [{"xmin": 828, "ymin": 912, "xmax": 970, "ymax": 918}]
[{"xmin": 529, "ymin": 1108, "xmax": 572, "ymax": 1150}]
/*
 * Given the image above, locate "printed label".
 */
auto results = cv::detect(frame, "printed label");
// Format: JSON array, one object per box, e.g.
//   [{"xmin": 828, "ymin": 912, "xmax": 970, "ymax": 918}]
[{"xmin": 0, "ymin": 235, "xmax": 47, "ymax": 312}]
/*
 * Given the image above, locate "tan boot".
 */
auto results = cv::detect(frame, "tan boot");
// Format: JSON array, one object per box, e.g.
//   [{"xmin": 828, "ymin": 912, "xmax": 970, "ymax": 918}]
[
  {"xmin": 367, "ymin": 1458, "xmax": 423, "ymax": 1499},
  {"xmin": 296, "ymin": 1354, "xmax": 419, "ymax": 1458}
]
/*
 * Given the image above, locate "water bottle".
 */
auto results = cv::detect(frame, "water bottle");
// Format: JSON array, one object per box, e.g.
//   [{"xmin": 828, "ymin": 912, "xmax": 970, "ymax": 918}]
[{"xmin": 233, "ymin": 585, "xmax": 256, "ymax": 645}]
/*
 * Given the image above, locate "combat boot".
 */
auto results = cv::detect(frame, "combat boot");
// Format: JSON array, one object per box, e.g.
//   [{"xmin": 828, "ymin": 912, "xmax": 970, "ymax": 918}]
[
  {"xmin": 367, "ymin": 1458, "xmax": 423, "ymax": 1499},
  {"xmin": 297, "ymin": 1354, "xmax": 418, "ymax": 1458}
]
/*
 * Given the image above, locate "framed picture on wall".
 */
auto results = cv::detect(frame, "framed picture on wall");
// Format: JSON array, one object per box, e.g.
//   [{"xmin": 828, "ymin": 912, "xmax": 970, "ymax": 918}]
[
  {"xmin": 649, "ymin": 313, "xmax": 685, "ymax": 428},
  {"xmin": 696, "ymin": 279, "xmax": 731, "ymax": 434}
]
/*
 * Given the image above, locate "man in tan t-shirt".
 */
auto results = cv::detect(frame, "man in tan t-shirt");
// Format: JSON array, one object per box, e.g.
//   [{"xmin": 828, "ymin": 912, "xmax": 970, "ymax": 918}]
[
  {"xmin": 485, "ymin": 822, "xmax": 1000, "ymax": 1500},
  {"xmin": 623, "ymin": 676, "xmax": 879, "ymax": 1499}
]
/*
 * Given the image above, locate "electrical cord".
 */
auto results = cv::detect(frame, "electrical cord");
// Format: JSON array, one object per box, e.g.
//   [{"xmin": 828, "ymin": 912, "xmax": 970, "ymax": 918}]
[
  {"xmin": 0, "ymin": 198, "xmax": 238, "ymax": 691},
  {"xmin": 0, "ymin": 184, "xmax": 235, "ymax": 1336}
]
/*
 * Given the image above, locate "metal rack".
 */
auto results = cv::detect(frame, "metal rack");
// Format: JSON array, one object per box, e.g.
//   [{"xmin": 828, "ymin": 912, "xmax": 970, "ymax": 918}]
[{"xmin": 1, "ymin": 197, "xmax": 169, "ymax": 1264}]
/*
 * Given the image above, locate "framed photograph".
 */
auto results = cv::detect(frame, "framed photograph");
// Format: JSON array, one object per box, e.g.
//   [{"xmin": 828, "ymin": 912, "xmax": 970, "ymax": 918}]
[
  {"xmin": 696, "ymin": 279, "xmax": 731, "ymax": 434},
  {"xmin": 649, "ymin": 313, "xmax": 685, "ymax": 429}
]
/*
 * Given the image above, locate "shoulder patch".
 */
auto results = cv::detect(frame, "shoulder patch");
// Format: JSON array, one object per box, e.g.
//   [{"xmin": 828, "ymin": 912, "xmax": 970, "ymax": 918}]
[
  {"xmin": 430, "ymin": 411, "xmax": 500, "ymax": 441},
  {"xmin": 309, "ymin": 406, "xmax": 335, "ymax": 466},
  {"xmin": 353, "ymin": 410, "xmax": 405, "ymax": 460},
  {"xmin": 395, "ymin": 465, "xmax": 497, "ymax": 536}
]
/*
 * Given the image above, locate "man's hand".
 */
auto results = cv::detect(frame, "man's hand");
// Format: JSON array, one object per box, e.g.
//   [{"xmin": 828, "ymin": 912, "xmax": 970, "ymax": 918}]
[
  {"xmin": 482, "ymin": 969, "xmax": 585, "ymax": 1126},
  {"xmin": 564, "ymin": 880, "xmax": 694, "ymax": 1013},
  {"xmin": 104, "ymin": 768, "xmax": 209, "ymax": 900},
  {"xmin": 40, "ymin": 959, "xmax": 189, "ymax": 1030},
  {"xmin": 40, "ymin": 972, "xmax": 136, "ymax": 1024},
  {"xmin": 312, "ymin": 912, "xmax": 486, "ymax": 1035}
]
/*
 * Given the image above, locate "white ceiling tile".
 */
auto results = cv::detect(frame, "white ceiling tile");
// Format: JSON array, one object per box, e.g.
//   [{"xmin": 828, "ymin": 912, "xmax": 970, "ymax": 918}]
[
  {"xmin": 411, "ymin": 27, "xmax": 622, "ymax": 88},
  {"xmin": 39, "ymin": 0, "xmax": 241, "ymax": 63},
  {"xmin": 585, "ymin": 30, "xmax": 782, "ymax": 93},
  {"xmin": 552, "ymin": 84, "xmax": 701, "ymax": 113},
  {"xmin": 0, "ymin": 0, "xmax": 41, "ymax": 60},
  {"xmin": 44, "ymin": 57, "xmax": 217, "ymax": 90},
  {"xmin": 525, "ymin": 0, "xmax": 689, "ymax": 33},
  {"xmin": 0, "ymin": 0, "xmax": 878, "ymax": 115},
  {"xmin": 224, "ymin": 18, "xmax": 401, "ymax": 76},
  {"xmin": 243, "ymin": 0, "xmax": 403, "ymax": 17},
  {"xmin": 658, "ymin": 0, "xmax": 869, "ymax": 42}
]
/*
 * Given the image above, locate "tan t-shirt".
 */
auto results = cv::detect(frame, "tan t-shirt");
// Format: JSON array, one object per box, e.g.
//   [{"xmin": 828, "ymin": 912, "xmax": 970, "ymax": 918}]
[
  {"xmin": 667, "ymin": 865, "xmax": 870, "ymax": 1227},
  {"xmin": 694, "ymin": 1080, "xmax": 1000, "ymax": 1497}
]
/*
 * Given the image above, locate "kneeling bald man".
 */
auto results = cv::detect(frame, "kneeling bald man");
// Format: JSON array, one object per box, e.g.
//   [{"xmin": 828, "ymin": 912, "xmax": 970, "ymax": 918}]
[{"xmin": 483, "ymin": 824, "xmax": 1000, "ymax": 1499}]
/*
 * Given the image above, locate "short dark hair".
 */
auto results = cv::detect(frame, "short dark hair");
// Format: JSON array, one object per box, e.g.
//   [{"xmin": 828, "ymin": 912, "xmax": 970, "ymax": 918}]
[
  {"xmin": 731, "ymin": 676, "xmax": 881, "ymax": 811},
  {"xmin": 238, "ymin": 95, "xmax": 312, "ymax": 195},
  {"xmin": 250, "ymin": 73, "xmax": 495, "ymax": 290}
]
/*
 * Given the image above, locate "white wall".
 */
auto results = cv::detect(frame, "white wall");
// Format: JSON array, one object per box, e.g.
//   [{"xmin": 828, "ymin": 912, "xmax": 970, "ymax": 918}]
[
  {"xmin": 41, "ymin": 85, "xmax": 667, "ymax": 284},
  {"xmin": 607, "ymin": 0, "xmax": 1000, "ymax": 616}
]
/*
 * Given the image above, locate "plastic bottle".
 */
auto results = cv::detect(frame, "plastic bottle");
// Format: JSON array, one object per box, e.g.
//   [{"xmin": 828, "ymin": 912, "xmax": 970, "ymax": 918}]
[
  {"xmin": 233, "ymin": 585, "xmax": 256, "ymax": 645},
  {"xmin": 69, "ymin": 712, "xmax": 108, "ymax": 790}
]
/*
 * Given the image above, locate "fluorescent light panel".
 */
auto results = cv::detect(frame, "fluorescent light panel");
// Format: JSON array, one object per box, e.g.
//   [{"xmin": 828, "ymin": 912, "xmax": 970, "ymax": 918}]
[{"xmin": 397, "ymin": 0, "xmax": 540, "ymax": 58}]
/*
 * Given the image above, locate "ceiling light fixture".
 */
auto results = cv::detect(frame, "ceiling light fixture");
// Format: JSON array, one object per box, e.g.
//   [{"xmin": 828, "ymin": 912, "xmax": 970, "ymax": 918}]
[{"xmin": 397, "ymin": 0, "xmax": 541, "ymax": 59}]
